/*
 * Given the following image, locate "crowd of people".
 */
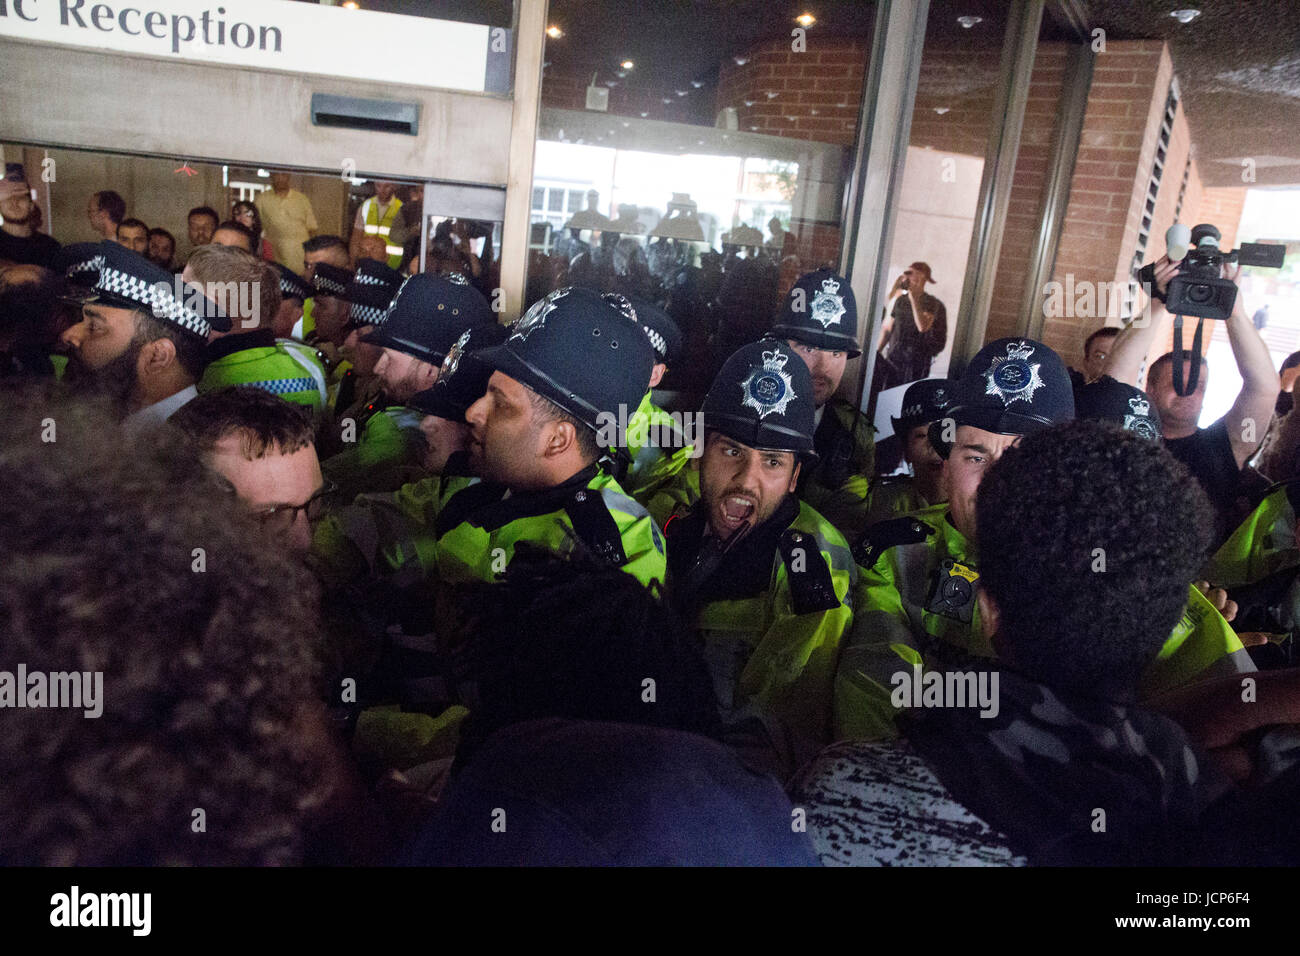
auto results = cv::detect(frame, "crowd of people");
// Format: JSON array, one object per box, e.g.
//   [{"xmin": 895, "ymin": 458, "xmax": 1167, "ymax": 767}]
[{"xmin": 1, "ymin": 157, "xmax": 1299, "ymax": 867}]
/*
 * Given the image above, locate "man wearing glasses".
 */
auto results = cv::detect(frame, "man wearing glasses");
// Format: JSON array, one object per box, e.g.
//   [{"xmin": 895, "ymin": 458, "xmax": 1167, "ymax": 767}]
[{"xmin": 172, "ymin": 385, "xmax": 332, "ymax": 554}]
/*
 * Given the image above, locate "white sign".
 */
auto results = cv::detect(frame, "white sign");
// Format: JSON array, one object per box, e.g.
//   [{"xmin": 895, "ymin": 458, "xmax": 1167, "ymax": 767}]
[{"xmin": 0, "ymin": 0, "xmax": 492, "ymax": 92}]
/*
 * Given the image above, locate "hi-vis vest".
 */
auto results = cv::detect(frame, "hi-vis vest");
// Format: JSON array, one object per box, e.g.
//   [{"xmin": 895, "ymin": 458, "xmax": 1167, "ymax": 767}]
[
  {"xmin": 362, "ymin": 197, "xmax": 404, "ymax": 268},
  {"xmin": 837, "ymin": 503, "xmax": 1253, "ymax": 741}
]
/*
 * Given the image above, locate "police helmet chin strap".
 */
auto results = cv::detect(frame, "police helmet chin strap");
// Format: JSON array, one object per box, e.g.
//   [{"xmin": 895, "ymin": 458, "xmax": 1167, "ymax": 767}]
[{"xmin": 1170, "ymin": 313, "xmax": 1204, "ymax": 397}]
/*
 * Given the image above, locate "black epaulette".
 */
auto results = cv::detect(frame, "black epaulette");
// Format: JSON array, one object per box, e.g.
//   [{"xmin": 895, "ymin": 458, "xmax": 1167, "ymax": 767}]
[
  {"xmin": 778, "ymin": 529, "xmax": 841, "ymax": 615},
  {"xmin": 852, "ymin": 516, "xmax": 933, "ymax": 570},
  {"xmin": 315, "ymin": 348, "xmax": 335, "ymax": 373},
  {"xmin": 564, "ymin": 488, "xmax": 628, "ymax": 567}
]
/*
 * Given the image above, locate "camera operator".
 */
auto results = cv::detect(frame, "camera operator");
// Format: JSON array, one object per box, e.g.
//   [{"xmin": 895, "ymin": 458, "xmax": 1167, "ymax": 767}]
[{"xmin": 1105, "ymin": 254, "xmax": 1278, "ymax": 545}]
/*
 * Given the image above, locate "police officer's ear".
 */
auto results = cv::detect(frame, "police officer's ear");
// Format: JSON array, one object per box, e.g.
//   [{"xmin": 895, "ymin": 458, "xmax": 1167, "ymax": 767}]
[
  {"xmin": 649, "ymin": 362, "xmax": 667, "ymax": 388},
  {"xmin": 977, "ymin": 589, "xmax": 1006, "ymax": 657},
  {"xmin": 140, "ymin": 335, "xmax": 179, "ymax": 374},
  {"xmin": 788, "ymin": 459, "xmax": 802, "ymax": 493},
  {"xmin": 542, "ymin": 416, "xmax": 578, "ymax": 458}
]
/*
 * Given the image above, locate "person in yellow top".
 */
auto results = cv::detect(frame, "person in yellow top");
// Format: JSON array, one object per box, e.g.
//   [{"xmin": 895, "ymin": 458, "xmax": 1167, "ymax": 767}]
[
  {"xmin": 257, "ymin": 172, "xmax": 319, "ymax": 268},
  {"xmin": 351, "ymin": 181, "xmax": 404, "ymax": 270}
]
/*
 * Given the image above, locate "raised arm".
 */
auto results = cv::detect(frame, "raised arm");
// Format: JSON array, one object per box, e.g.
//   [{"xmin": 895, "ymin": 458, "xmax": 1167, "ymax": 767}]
[
  {"xmin": 1222, "ymin": 267, "xmax": 1281, "ymax": 468},
  {"xmin": 1102, "ymin": 255, "xmax": 1178, "ymax": 386}
]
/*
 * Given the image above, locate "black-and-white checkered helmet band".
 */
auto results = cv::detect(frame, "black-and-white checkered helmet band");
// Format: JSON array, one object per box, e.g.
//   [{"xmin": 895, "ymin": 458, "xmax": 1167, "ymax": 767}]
[
  {"xmin": 349, "ymin": 303, "xmax": 387, "ymax": 326},
  {"xmin": 314, "ymin": 275, "xmax": 348, "ymax": 296},
  {"xmin": 98, "ymin": 261, "xmax": 212, "ymax": 337},
  {"xmin": 643, "ymin": 325, "xmax": 667, "ymax": 360}
]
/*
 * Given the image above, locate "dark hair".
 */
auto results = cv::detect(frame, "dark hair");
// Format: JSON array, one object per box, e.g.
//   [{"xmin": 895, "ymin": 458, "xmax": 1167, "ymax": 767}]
[
  {"xmin": 116, "ymin": 217, "xmax": 148, "ymax": 236},
  {"xmin": 214, "ymin": 219, "xmax": 255, "ymax": 252},
  {"xmin": 231, "ymin": 200, "xmax": 264, "ymax": 249},
  {"xmin": 525, "ymin": 387, "xmax": 601, "ymax": 464},
  {"xmin": 172, "ymin": 384, "xmax": 315, "ymax": 458},
  {"xmin": 975, "ymin": 420, "xmax": 1213, "ymax": 701},
  {"xmin": 1147, "ymin": 350, "xmax": 1208, "ymax": 386},
  {"xmin": 1084, "ymin": 326, "xmax": 1120, "ymax": 353},
  {"xmin": 456, "ymin": 551, "xmax": 721, "ymax": 758},
  {"xmin": 0, "ymin": 266, "xmax": 62, "ymax": 343},
  {"xmin": 188, "ymin": 205, "xmax": 220, "ymax": 227},
  {"xmin": 1280, "ymin": 351, "xmax": 1300, "ymax": 375},
  {"xmin": 134, "ymin": 311, "xmax": 207, "ymax": 380},
  {"xmin": 0, "ymin": 389, "xmax": 328, "ymax": 865},
  {"xmin": 303, "ymin": 234, "xmax": 348, "ymax": 256},
  {"xmin": 93, "ymin": 190, "xmax": 126, "ymax": 225},
  {"xmin": 147, "ymin": 227, "xmax": 175, "ymax": 248}
]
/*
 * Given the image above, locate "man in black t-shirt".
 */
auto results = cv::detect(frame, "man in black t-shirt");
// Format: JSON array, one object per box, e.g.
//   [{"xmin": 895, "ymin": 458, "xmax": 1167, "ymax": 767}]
[
  {"xmin": 1104, "ymin": 254, "xmax": 1278, "ymax": 545},
  {"xmin": 0, "ymin": 166, "xmax": 60, "ymax": 270}
]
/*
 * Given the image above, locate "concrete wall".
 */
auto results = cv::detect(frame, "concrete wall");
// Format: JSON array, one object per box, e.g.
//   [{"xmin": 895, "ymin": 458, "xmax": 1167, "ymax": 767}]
[{"xmin": 0, "ymin": 39, "xmax": 514, "ymax": 186}]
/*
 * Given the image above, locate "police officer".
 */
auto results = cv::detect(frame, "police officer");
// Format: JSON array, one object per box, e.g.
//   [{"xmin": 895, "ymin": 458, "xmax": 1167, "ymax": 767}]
[
  {"xmin": 269, "ymin": 263, "xmax": 331, "ymax": 410},
  {"xmin": 313, "ymin": 321, "xmax": 509, "ymax": 592},
  {"xmin": 601, "ymin": 292, "xmax": 697, "ymax": 503},
  {"xmin": 57, "ymin": 240, "xmax": 230, "ymax": 430},
  {"xmin": 767, "ymin": 268, "xmax": 875, "ymax": 535},
  {"xmin": 423, "ymin": 286, "xmax": 667, "ymax": 588},
  {"xmin": 189, "ymin": 246, "xmax": 326, "ymax": 418},
  {"xmin": 837, "ymin": 377, "xmax": 954, "ymax": 534},
  {"xmin": 836, "ymin": 337, "xmax": 1074, "ymax": 740},
  {"xmin": 1074, "ymin": 374, "xmax": 1256, "ymax": 693},
  {"xmin": 306, "ymin": 261, "xmax": 356, "ymax": 411},
  {"xmin": 663, "ymin": 340, "xmax": 855, "ymax": 779},
  {"xmin": 319, "ymin": 260, "xmax": 418, "ymax": 498}
]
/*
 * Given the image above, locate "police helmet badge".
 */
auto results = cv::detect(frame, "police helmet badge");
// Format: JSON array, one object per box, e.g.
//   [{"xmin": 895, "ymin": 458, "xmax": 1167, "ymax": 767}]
[
  {"xmin": 513, "ymin": 288, "xmax": 568, "ymax": 343},
  {"xmin": 1123, "ymin": 394, "xmax": 1158, "ymax": 439},
  {"xmin": 984, "ymin": 340, "xmax": 1044, "ymax": 406},
  {"xmin": 445, "ymin": 272, "xmax": 470, "ymax": 286},
  {"xmin": 740, "ymin": 348, "xmax": 797, "ymax": 418},
  {"xmin": 810, "ymin": 276, "xmax": 847, "ymax": 329},
  {"xmin": 442, "ymin": 328, "xmax": 473, "ymax": 380}
]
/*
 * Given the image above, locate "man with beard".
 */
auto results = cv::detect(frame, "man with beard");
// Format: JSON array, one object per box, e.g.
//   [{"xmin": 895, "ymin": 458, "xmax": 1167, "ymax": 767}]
[
  {"xmin": 57, "ymin": 241, "xmax": 229, "ymax": 430},
  {"xmin": 663, "ymin": 340, "xmax": 855, "ymax": 779},
  {"xmin": 768, "ymin": 268, "xmax": 874, "ymax": 537}
]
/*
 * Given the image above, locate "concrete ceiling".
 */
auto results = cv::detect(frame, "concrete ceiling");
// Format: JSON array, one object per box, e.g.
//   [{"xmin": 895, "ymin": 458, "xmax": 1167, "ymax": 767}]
[{"xmin": 1088, "ymin": 0, "xmax": 1300, "ymax": 187}]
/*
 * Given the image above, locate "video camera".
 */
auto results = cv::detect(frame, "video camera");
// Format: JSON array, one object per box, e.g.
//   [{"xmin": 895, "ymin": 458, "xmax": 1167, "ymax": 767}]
[{"xmin": 1168, "ymin": 224, "xmax": 1285, "ymax": 320}]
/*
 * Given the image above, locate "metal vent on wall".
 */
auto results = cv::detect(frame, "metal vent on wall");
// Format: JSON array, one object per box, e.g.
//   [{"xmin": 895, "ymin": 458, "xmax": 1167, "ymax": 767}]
[
  {"xmin": 310, "ymin": 93, "xmax": 420, "ymax": 136},
  {"xmin": 1130, "ymin": 77, "xmax": 1180, "ymax": 280}
]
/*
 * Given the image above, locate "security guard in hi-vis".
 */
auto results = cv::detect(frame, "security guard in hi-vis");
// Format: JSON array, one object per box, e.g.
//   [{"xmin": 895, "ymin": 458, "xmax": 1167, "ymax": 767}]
[
  {"xmin": 767, "ymin": 268, "xmax": 875, "ymax": 535},
  {"xmin": 428, "ymin": 286, "xmax": 667, "ymax": 589},
  {"xmin": 835, "ymin": 338, "xmax": 1074, "ymax": 741},
  {"xmin": 827, "ymin": 377, "xmax": 953, "ymax": 538},
  {"xmin": 312, "ymin": 322, "xmax": 509, "ymax": 593},
  {"xmin": 1074, "ymin": 375, "xmax": 1255, "ymax": 695},
  {"xmin": 601, "ymin": 292, "xmax": 698, "ymax": 504},
  {"xmin": 319, "ymin": 260, "xmax": 423, "ymax": 499},
  {"xmin": 663, "ymin": 340, "xmax": 855, "ymax": 779}
]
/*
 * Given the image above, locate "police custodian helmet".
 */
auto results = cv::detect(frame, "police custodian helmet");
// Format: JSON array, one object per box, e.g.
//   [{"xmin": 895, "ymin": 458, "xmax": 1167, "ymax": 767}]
[
  {"xmin": 930, "ymin": 337, "xmax": 1075, "ymax": 458},
  {"xmin": 477, "ymin": 286, "xmax": 655, "ymax": 434},
  {"xmin": 768, "ymin": 268, "xmax": 861, "ymax": 358},
  {"xmin": 701, "ymin": 340, "xmax": 818, "ymax": 458}
]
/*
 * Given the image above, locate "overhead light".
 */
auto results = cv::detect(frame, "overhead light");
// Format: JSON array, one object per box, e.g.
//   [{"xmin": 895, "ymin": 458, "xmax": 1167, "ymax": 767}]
[
  {"xmin": 691, "ymin": 80, "xmax": 704, "ymax": 88},
  {"xmin": 621, "ymin": 59, "xmax": 635, "ymax": 70},
  {"xmin": 733, "ymin": 56, "xmax": 749, "ymax": 66},
  {"xmin": 676, "ymin": 90, "xmax": 688, "ymax": 97},
  {"xmin": 1170, "ymin": 9, "xmax": 1201, "ymax": 23},
  {"xmin": 796, "ymin": 13, "xmax": 816, "ymax": 27},
  {"xmin": 256, "ymin": 168, "xmax": 270, "ymax": 177},
  {"xmin": 957, "ymin": 15, "xmax": 982, "ymax": 28},
  {"xmin": 341, "ymin": 1, "xmax": 360, "ymax": 9},
  {"xmin": 546, "ymin": 25, "xmax": 564, "ymax": 38}
]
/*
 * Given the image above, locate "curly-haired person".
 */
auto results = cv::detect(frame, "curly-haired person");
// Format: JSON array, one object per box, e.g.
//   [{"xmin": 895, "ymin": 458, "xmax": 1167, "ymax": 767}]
[
  {"xmin": 0, "ymin": 388, "xmax": 371, "ymax": 865},
  {"xmin": 794, "ymin": 421, "xmax": 1240, "ymax": 866}
]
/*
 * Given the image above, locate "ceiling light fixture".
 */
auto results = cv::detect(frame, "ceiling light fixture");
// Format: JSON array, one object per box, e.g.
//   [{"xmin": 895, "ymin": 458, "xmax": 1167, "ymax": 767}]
[
  {"xmin": 796, "ymin": 13, "xmax": 816, "ymax": 27},
  {"xmin": 733, "ymin": 56, "xmax": 749, "ymax": 66},
  {"xmin": 342, "ymin": 0, "xmax": 360, "ymax": 8},
  {"xmin": 1170, "ymin": 9, "xmax": 1201, "ymax": 24},
  {"xmin": 957, "ymin": 15, "xmax": 982, "ymax": 28},
  {"xmin": 546, "ymin": 25, "xmax": 563, "ymax": 38},
  {"xmin": 621, "ymin": 59, "xmax": 635, "ymax": 70}
]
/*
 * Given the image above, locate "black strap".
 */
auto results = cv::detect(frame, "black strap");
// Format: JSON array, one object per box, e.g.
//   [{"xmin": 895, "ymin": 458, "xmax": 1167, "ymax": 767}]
[
  {"xmin": 852, "ymin": 516, "xmax": 933, "ymax": 569},
  {"xmin": 563, "ymin": 489, "xmax": 628, "ymax": 567},
  {"xmin": 778, "ymin": 529, "xmax": 841, "ymax": 615},
  {"xmin": 1170, "ymin": 314, "xmax": 1204, "ymax": 397}
]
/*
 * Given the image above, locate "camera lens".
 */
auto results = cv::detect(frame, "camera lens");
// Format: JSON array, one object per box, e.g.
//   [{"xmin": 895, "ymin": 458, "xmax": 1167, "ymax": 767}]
[{"xmin": 1188, "ymin": 284, "xmax": 1212, "ymax": 304}]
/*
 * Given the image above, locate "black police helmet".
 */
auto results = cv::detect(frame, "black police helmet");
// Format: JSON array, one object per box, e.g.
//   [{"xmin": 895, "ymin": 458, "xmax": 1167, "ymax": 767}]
[
  {"xmin": 891, "ymin": 378, "xmax": 954, "ymax": 437},
  {"xmin": 929, "ymin": 337, "xmax": 1075, "ymax": 458},
  {"xmin": 272, "ymin": 262, "xmax": 313, "ymax": 304},
  {"xmin": 768, "ymin": 268, "xmax": 861, "ymax": 358},
  {"xmin": 365, "ymin": 272, "xmax": 494, "ymax": 365},
  {"xmin": 602, "ymin": 292, "xmax": 682, "ymax": 367},
  {"xmin": 701, "ymin": 340, "xmax": 817, "ymax": 458},
  {"xmin": 408, "ymin": 322, "xmax": 510, "ymax": 423},
  {"xmin": 476, "ymin": 287, "xmax": 655, "ymax": 433},
  {"xmin": 1074, "ymin": 374, "xmax": 1162, "ymax": 440}
]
